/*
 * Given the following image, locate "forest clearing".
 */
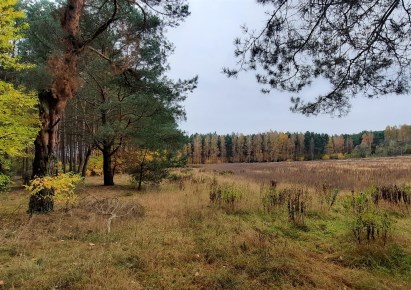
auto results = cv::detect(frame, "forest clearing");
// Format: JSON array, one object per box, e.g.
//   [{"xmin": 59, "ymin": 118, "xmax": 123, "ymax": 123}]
[
  {"xmin": 2, "ymin": 1, "xmax": 411, "ymax": 289},
  {"xmin": 1, "ymin": 157, "xmax": 411, "ymax": 289}
]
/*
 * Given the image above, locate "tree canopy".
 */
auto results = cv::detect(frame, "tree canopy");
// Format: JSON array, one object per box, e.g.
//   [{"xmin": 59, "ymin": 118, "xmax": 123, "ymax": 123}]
[
  {"xmin": 18, "ymin": 0, "xmax": 195, "ymax": 191},
  {"xmin": 224, "ymin": 0, "xmax": 411, "ymax": 116},
  {"xmin": 0, "ymin": 0, "xmax": 38, "ymax": 170}
]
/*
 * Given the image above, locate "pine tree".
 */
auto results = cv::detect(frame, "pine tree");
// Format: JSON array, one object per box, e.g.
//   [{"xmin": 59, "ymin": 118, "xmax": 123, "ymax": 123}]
[{"xmin": 225, "ymin": 1, "xmax": 411, "ymax": 116}]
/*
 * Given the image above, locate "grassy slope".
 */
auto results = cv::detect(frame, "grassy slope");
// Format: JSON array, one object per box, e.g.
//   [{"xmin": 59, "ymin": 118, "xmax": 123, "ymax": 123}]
[{"xmin": 1, "ymin": 159, "xmax": 411, "ymax": 289}]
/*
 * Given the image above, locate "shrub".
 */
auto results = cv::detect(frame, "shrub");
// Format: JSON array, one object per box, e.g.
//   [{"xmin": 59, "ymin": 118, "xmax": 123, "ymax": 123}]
[
  {"xmin": 0, "ymin": 174, "xmax": 12, "ymax": 192},
  {"xmin": 344, "ymin": 189, "xmax": 393, "ymax": 244},
  {"xmin": 130, "ymin": 159, "xmax": 170, "ymax": 190},
  {"xmin": 261, "ymin": 185, "xmax": 286, "ymax": 212},
  {"xmin": 129, "ymin": 150, "xmax": 186, "ymax": 191},
  {"xmin": 322, "ymin": 154, "xmax": 330, "ymax": 160},
  {"xmin": 261, "ymin": 185, "xmax": 308, "ymax": 226},
  {"xmin": 210, "ymin": 179, "xmax": 244, "ymax": 210},
  {"xmin": 86, "ymin": 155, "xmax": 103, "ymax": 176},
  {"xmin": 336, "ymin": 153, "xmax": 345, "ymax": 159},
  {"xmin": 25, "ymin": 173, "xmax": 83, "ymax": 206},
  {"xmin": 320, "ymin": 184, "xmax": 340, "ymax": 210},
  {"xmin": 286, "ymin": 188, "xmax": 308, "ymax": 226}
]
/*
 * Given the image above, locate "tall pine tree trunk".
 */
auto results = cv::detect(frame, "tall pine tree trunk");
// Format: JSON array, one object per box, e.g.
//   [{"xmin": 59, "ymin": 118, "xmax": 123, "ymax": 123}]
[
  {"xmin": 137, "ymin": 165, "xmax": 144, "ymax": 191},
  {"xmin": 103, "ymin": 145, "xmax": 114, "ymax": 186},
  {"xmin": 80, "ymin": 146, "xmax": 92, "ymax": 177},
  {"xmin": 61, "ymin": 117, "xmax": 67, "ymax": 173}
]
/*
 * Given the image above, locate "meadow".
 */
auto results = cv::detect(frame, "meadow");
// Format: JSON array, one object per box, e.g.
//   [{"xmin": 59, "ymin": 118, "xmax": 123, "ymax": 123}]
[{"xmin": 1, "ymin": 157, "xmax": 411, "ymax": 289}]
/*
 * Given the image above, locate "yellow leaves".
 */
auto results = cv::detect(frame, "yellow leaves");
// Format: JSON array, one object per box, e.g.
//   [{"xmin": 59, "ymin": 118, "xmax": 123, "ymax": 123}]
[
  {"xmin": 0, "ymin": 80, "xmax": 39, "ymax": 158},
  {"xmin": 0, "ymin": 1, "xmax": 38, "ymax": 161},
  {"xmin": 86, "ymin": 155, "xmax": 103, "ymax": 176},
  {"xmin": 0, "ymin": 0, "xmax": 31, "ymax": 70},
  {"xmin": 118, "ymin": 148, "xmax": 163, "ymax": 169},
  {"xmin": 25, "ymin": 173, "xmax": 84, "ymax": 204}
]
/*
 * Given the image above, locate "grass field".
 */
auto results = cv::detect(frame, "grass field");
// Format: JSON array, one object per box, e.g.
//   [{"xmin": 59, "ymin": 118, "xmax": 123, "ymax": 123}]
[{"xmin": 1, "ymin": 157, "xmax": 411, "ymax": 289}]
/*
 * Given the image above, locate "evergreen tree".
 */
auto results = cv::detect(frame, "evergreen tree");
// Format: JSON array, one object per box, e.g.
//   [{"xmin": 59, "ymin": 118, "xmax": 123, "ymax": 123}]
[
  {"xmin": 225, "ymin": 1, "xmax": 411, "ymax": 116},
  {"xmin": 20, "ymin": 0, "xmax": 192, "ymax": 212}
]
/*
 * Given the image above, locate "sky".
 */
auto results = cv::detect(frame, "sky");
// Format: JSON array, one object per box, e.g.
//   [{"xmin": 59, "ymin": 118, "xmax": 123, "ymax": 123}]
[{"xmin": 166, "ymin": 0, "xmax": 411, "ymax": 136}]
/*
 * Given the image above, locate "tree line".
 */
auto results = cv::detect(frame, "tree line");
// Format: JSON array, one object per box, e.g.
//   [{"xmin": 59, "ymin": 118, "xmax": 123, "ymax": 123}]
[{"xmin": 184, "ymin": 125, "xmax": 411, "ymax": 164}]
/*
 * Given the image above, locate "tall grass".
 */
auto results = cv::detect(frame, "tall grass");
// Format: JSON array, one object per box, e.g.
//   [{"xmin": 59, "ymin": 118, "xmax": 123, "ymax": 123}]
[
  {"xmin": 0, "ymin": 157, "xmax": 410, "ymax": 289},
  {"xmin": 202, "ymin": 156, "xmax": 411, "ymax": 191}
]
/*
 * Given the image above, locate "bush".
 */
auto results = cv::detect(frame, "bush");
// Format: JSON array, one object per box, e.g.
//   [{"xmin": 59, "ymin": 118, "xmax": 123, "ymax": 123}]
[
  {"xmin": 25, "ymin": 173, "xmax": 83, "ymax": 205},
  {"xmin": 0, "ymin": 174, "xmax": 12, "ymax": 192},
  {"xmin": 286, "ymin": 188, "xmax": 308, "ymax": 226},
  {"xmin": 86, "ymin": 155, "xmax": 103, "ymax": 176},
  {"xmin": 210, "ymin": 178, "xmax": 244, "ymax": 210},
  {"xmin": 344, "ymin": 189, "xmax": 393, "ymax": 244},
  {"xmin": 320, "ymin": 184, "xmax": 340, "ymax": 210},
  {"xmin": 131, "ymin": 159, "xmax": 170, "ymax": 190},
  {"xmin": 261, "ymin": 185, "xmax": 308, "ymax": 226},
  {"xmin": 130, "ymin": 150, "xmax": 186, "ymax": 190},
  {"xmin": 322, "ymin": 154, "xmax": 330, "ymax": 160},
  {"xmin": 261, "ymin": 185, "xmax": 286, "ymax": 212}
]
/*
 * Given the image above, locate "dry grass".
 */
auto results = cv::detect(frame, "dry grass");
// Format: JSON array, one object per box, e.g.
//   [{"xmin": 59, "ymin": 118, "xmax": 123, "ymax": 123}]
[
  {"xmin": 0, "ymin": 157, "xmax": 411, "ymax": 289},
  {"xmin": 201, "ymin": 156, "xmax": 411, "ymax": 191}
]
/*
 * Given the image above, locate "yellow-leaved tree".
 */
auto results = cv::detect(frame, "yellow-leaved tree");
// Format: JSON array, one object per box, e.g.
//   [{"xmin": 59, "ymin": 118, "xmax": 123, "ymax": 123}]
[{"xmin": 0, "ymin": 0, "xmax": 39, "ymax": 172}]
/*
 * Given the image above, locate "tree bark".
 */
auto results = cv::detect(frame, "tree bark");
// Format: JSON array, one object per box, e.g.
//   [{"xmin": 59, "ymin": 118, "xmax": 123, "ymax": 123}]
[
  {"xmin": 32, "ymin": 91, "xmax": 60, "ymax": 178},
  {"xmin": 103, "ymin": 145, "xmax": 114, "ymax": 186},
  {"xmin": 30, "ymin": 90, "xmax": 61, "ymax": 213},
  {"xmin": 137, "ymin": 165, "xmax": 144, "ymax": 191},
  {"xmin": 80, "ymin": 146, "xmax": 92, "ymax": 177},
  {"xmin": 29, "ymin": 0, "xmax": 85, "ymax": 214},
  {"xmin": 137, "ymin": 150, "xmax": 148, "ymax": 191},
  {"xmin": 61, "ymin": 118, "xmax": 66, "ymax": 173},
  {"xmin": 28, "ymin": 188, "xmax": 54, "ymax": 214},
  {"xmin": 69, "ymin": 133, "xmax": 74, "ymax": 172}
]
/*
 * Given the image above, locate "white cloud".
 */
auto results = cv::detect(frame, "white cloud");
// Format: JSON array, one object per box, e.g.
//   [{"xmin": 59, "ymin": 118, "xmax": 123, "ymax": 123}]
[{"xmin": 167, "ymin": 0, "xmax": 411, "ymax": 135}]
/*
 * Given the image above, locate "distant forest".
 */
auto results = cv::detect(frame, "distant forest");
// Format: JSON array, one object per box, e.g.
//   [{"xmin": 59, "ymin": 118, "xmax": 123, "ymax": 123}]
[{"xmin": 184, "ymin": 125, "xmax": 411, "ymax": 164}]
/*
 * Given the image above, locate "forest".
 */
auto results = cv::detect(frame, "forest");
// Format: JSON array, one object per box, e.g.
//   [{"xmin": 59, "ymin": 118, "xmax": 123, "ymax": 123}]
[
  {"xmin": 1, "ymin": 0, "xmax": 198, "ymax": 212},
  {"xmin": 185, "ymin": 125, "xmax": 411, "ymax": 164},
  {"xmin": 1, "ymin": 0, "xmax": 411, "ymax": 289}
]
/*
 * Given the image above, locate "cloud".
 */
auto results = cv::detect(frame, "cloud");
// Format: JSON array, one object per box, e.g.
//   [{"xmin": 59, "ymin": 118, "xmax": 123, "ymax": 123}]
[{"xmin": 167, "ymin": 0, "xmax": 411, "ymax": 135}]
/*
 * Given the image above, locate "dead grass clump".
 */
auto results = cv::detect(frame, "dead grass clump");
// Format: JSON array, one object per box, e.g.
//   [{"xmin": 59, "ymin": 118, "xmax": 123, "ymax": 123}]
[{"xmin": 287, "ymin": 188, "xmax": 308, "ymax": 226}]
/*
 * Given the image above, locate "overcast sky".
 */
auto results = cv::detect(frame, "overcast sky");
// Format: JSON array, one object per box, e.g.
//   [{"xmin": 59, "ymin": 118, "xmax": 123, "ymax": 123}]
[{"xmin": 166, "ymin": 0, "xmax": 411, "ymax": 136}]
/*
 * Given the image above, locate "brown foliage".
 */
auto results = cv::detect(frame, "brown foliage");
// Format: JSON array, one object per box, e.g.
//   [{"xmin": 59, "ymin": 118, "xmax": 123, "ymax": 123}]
[
  {"xmin": 61, "ymin": 0, "xmax": 85, "ymax": 37},
  {"xmin": 47, "ymin": 54, "xmax": 81, "ymax": 106}
]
